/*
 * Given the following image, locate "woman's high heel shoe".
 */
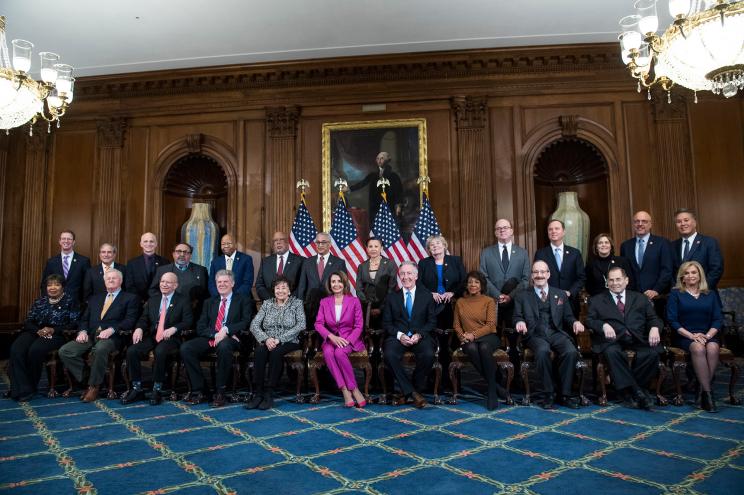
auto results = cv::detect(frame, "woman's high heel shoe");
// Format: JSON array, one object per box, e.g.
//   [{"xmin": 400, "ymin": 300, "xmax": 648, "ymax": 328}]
[{"xmin": 356, "ymin": 399, "xmax": 367, "ymax": 409}]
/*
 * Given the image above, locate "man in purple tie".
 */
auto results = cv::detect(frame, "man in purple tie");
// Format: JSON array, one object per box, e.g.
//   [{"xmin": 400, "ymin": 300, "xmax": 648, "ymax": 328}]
[
  {"xmin": 587, "ymin": 266, "xmax": 663, "ymax": 410},
  {"xmin": 40, "ymin": 230, "xmax": 91, "ymax": 305}
]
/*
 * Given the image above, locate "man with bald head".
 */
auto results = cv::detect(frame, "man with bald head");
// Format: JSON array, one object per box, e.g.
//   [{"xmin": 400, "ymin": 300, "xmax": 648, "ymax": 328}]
[
  {"xmin": 296, "ymin": 232, "xmax": 347, "ymax": 324},
  {"xmin": 349, "ymin": 151, "xmax": 404, "ymax": 222},
  {"xmin": 150, "ymin": 243, "xmax": 209, "ymax": 319},
  {"xmin": 125, "ymin": 232, "xmax": 169, "ymax": 303},
  {"xmin": 208, "ymin": 234, "xmax": 254, "ymax": 298},
  {"xmin": 255, "ymin": 231, "xmax": 303, "ymax": 300},
  {"xmin": 83, "ymin": 243, "xmax": 127, "ymax": 301},
  {"xmin": 620, "ymin": 211, "xmax": 673, "ymax": 313}
]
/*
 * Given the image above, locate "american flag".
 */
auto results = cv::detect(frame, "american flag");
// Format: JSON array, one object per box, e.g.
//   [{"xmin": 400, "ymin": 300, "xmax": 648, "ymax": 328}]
[
  {"xmin": 329, "ymin": 193, "xmax": 367, "ymax": 291},
  {"xmin": 408, "ymin": 192, "xmax": 442, "ymax": 263},
  {"xmin": 370, "ymin": 197, "xmax": 410, "ymax": 269},
  {"xmin": 289, "ymin": 198, "xmax": 318, "ymax": 258}
]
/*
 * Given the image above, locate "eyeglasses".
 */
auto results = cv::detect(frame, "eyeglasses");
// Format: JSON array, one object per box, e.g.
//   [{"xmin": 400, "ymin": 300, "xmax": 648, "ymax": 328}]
[
  {"xmin": 495, "ymin": 226, "xmax": 512, "ymax": 231},
  {"xmin": 315, "ymin": 240, "xmax": 330, "ymax": 245},
  {"xmin": 174, "ymin": 250, "xmax": 191, "ymax": 254}
]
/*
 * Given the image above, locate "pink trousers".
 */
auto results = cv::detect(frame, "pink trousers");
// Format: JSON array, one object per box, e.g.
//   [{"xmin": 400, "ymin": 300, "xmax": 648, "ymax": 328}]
[{"xmin": 321, "ymin": 341, "xmax": 358, "ymax": 390}]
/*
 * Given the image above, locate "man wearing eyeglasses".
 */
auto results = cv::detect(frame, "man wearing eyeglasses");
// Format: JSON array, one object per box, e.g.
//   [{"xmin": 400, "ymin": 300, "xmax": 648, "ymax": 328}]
[
  {"xmin": 296, "ymin": 232, "xmax": 347, "ymax": 323},
  {"xmin": 149, "ymin": 243, "xmax": 209, "ymax": 319}
]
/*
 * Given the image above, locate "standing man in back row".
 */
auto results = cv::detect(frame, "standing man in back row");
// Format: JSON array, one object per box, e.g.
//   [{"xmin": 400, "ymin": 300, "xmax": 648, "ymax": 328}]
[
  {"xmin": 125, "ymin": 232, "xmax": 169, "ymax": 304},
  {"xmin": 40, "ymin": 230, "xmax": 91, "ymax": 305},
  {"xmin": 255, "ymin": 231, "xmax": 303, "ymax": 300},
  {"xmin": 208, "ymin": 234, "xmax": 254, "ymax": 298},
  {"xmin": 671, "ymin": 208, "xmax": 723, "ymax": 291}
]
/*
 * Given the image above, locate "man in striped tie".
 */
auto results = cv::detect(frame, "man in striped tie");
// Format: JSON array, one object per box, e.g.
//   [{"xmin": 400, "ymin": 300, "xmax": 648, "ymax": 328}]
[
  {"xmin": 40, "ymin": 230, "xmax": 91, "ymax": 305},
  {"xmin": 180, "ymin": 270, "xmax": 254, "ymax": 407},
  {"xmin": 121, "ymin": 272, "xmax": 193, "ymax": 405}
]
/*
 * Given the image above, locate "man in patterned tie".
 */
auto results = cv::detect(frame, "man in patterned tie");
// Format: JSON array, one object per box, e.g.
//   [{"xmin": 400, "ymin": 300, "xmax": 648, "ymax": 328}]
[
  {"xmin": 180, "ymin": 270, "xmax": 254, "ymax": 407},
  {"xmin": 40, "ymin": 230, "xmax": 91, "ymax": 305},
  {"xmin": 255, "ymin": 231, "xmax": 303, "ymax": 300},
  {"xmin": 587, "ymin": 266, "xmax": 663, "ymax": 410},
  {"xmin": 671, "ymin": 208, "xmax": 724, "ymax": 290},
  {"xmin": 208, "ymin": 234, "xmax": 254, "ymax": 298},
  {"xmin": 121, "ymin": 272, "xmax": 193, "ymax": 405},
  {"xmin": 82, "ymin": 243, "xmax": 127, "ymax": 302},
  {"xmin": 58, "ymin": 269, "xmax": 140, "ymax": 402}
]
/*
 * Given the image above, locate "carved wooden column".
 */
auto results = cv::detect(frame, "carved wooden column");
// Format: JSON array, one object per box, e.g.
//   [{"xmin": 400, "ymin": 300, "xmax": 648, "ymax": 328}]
[
  {"xmin": 0, "ymin": 134, "xmax": 8, "ymax": 267},
  {"xmin": 452, "ymin": 96, "xmax": 492, "ymax": 269},
  {"xmin": 265, "ymin": 106, "xmax": 300, "ymax": 236},
  {"xmin": 19, "ymin": 131, "xmax": 50, "ymax": 315},
  {"xmin": 650, "ymin": 95, "xmax": 695, "ymax": 237},
  {"xmin": 94, "ymin": 118, "xmax": 127, "ymax": 247}
]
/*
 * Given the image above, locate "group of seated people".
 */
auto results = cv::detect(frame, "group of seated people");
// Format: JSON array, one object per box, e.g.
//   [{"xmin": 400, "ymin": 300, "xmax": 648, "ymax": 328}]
[{"xmin": 6, "ymin": 206, "xmax": 728, "ymax": 414}]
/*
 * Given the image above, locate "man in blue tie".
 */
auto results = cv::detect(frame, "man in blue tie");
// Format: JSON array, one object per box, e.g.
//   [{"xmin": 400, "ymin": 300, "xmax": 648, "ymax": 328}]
[{"xmin": 382, "ymin": 261, "xmax": 437, "ymax": 408}]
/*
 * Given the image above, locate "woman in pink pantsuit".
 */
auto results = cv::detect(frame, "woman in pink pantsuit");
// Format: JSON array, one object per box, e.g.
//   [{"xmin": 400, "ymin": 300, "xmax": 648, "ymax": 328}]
[{"xmin": 315, "ymin": 271, "xmax": 367, "ymax": 408}]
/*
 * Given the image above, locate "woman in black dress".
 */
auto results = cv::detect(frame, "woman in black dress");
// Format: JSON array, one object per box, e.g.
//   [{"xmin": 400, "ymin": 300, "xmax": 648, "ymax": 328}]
[{"xmin": 585, "ymin": 233, "xmax": 632, "ymax": 297}]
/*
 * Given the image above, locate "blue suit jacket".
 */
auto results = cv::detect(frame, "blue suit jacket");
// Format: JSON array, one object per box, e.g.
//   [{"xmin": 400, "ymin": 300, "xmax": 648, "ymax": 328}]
[
  {"xmin": 671, "ymin": 234, "xmax": 724, "ymax": 290},
  {"xmin": 208, "ymin": 251, "xmax": 254, "ymax": 297},
  {"xmin": 534, "ymin": 244, "xmax": 586, "ymax": 298},
  {"xmin": 620, "ymin": 234, "xmax": 673, "ymax": 294}
]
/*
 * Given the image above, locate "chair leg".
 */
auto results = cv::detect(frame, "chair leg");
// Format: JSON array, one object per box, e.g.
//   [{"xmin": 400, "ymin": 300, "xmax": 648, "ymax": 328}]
[
  {"xmin": 377, "ymin": 362, "xmax": 388, "ymax": 404},
  {"xmin": 362, "ymin": 361, "xmax": 372, "ymax": 401},
  {"xmin": 230, "ymin": 358, "xmax": 240, "ymax": 402},
  {"xmin": 107, "ymin": 359, "xmax": 118, "ymax": 399},
  {"xmin": 309, "ymin": 359, "xmax": 322, "ymax": 404},
  {"xmin": 432, "ymin": 362, "xmax": 443, "ymax": 405},
  {"xmin": 168, "ymin": 360, "xmax": 180, "ymax": 401},
  {"xmin": 121, "ymin": 361, "xmax": 131, "ymax": 394},
  {"xmin": 728, "ymin": 362, "xmax": 741, "ymax": 405},
  {"xmin": 46, "ymin": 358, "xmax": 59, "ymax": 398},
  {"xmin": 448, "ymin": 362, "xmax": 460, "ymax": 404},
  {"xmin": 671, "ymin": 361, "xmax": 686, "ymax": 406},
  {"xmin": 62, "ymin": 367, "xmax": 75, "ymax": 398},
  {"xmin": 576, "ymin": 361, "xmax": 591, "ymax": 406},
  {"xmin": 597, "ymin": 362, "xmax": 608, "ymax": 406},
  {"xmin": 292, "ymin": 362, "xmax": 305, "ymax": 403},
  {"xmin": 500, "ymin": 361, "xmax": 515, "ymax": 405},
  {"xmin": 655, "ymin": 363, "xmax": 669, "ymax": 406},
  {"xmin": 520, "ymin": 362, "xmax": 531, "ymax": 406}
]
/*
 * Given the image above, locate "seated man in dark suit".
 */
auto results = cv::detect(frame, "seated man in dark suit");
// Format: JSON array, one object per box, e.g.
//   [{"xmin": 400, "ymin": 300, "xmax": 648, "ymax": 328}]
[
  {"xmin": 296, "ymin": 232, "xmax": 347, "ymax": 321},
  {"xmin": 58, "ymin": 269, "xmax": 140, "ymax": 402},
  {"xmin": 150, "ymin": 243, "xmax": 209, "ymax": 319},
  {"xmin": 41, "ymin": 229, "xmax": 91, "ymax": 305},
  {"xmin": 208, "ymin": 234, "xmax": 254, "ymax": 298},
  {"xmin": 121, "ymin": 272, "xmax": 193, "ymax": 405},
  {"xmin": 534, "ymin": 219, "xmax": 586, "ymax": 317},
  {"xmin": 180, "ymin": 270, "xmax": 254, "ymax": 408},
  {"xmin": 382, "ymin": 261, "xmax": 437, "ymax": 408},
  {"xmin": 83, "ymin": 243, "xmax": 127, "ymax": 301},
  {"xmin": 620, "ymin": 211, "xmax": 673, "ymax": 316},
  {"xmin": 513, "ymin": 260, "xmax": 585, "ymax": 409},
  {"xmin": 586, "ymin": 266, "xmax": 663, "ymax": 410},
  {"xmin": 255, "ymin": 231, "xmax": 303, "ymax": 300},
  {"xmin": 125, "ymin": 232, "xmax": 169, "ymax": 304},
  {"xmin": 672, "ymin": 208, "xmax": 724, "ymax": 290}
]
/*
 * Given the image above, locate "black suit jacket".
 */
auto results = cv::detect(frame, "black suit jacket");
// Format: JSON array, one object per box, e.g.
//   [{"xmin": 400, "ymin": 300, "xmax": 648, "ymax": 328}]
[
  {"xmin": 295, "ymin": 254, "xmax": 347, "ymax": 301},
  {"xmin": 255, "ymin": 252, "xmax": 303, "ymax": 300},
  {"xmin": 671, "ymin": 234, "xmax": 724, "ymax": 290},
  {"xmin": 512, "ymin": 286, "xmax": 577, "ymax": 342},
  {"xmin": 382, "ymin": 285, "xmax": 437, "ymax": 339},
  {"xmin": 620, "ymin": 234, "xmax": 673, "ymax": 294},
  {"xmin": 78, "ymin": 290, "xmax": 141, "ymax": 343},
  {"xmin": 196, "ymin": 293, "xmax": 255, "ymax": 340},
  {"xmin": 149, "ymin": 263, "xmax": 209, "ymax": 301},
  {"xmin": 417, "ymin": 255, "xmax": 467, "ymax": 296},
  {"xmin": 534, "ymin": 244, "xmax": 586, "ymax": 298},
  {"xmin": 586, "ymin": 290, "xmax": 663, "ymax": 353},
  {"xmin": 83, "ymin": 262, "xmax": 127, "ymax": 302},
  {"xmin": 135, "ymin": 292, "xmax": 193, "ymax": 338},
  {"xmin": 41, "ymin": 252, "xmax": 91, "ymax": 304},
  {"xmin": 125, "ymin": 254, "xmax": 169, "ymax": 302}
]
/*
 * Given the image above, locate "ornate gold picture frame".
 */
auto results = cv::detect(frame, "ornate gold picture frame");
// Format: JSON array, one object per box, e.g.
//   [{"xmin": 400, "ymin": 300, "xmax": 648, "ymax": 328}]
[{"xmin": 321, "ymin": 118, "xmax": 428, "ymax": 235}]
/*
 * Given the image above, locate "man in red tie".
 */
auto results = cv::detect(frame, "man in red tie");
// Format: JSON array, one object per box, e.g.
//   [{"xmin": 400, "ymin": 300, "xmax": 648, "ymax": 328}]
[
  {"xmin": 587, "ymin": 266, "xmax": 663, "ymax": 410},
  {"xmin": 121, "ymin": 272, "xmax": 193, "ymax": 405},
  {"xmin": 179, "ymin": 270, "xmax": 254, "ymax": 407}
]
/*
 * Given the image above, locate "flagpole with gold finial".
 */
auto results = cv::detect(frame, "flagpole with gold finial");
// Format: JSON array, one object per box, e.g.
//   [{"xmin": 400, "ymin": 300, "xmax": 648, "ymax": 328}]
[
  {"xmin": 377, "ymin": 177, "xmax": 390, "ymax": 203},
  {"xmin": 417, "ymin": 175, "xmax": 431, "ymax": 201},
  {"xmin": 334, "ymin": 178, "xmax": 348, "ymax": 204},
  {"xmin": 296, "ymin": 179, "xmax": 310, "ymax": 202}
]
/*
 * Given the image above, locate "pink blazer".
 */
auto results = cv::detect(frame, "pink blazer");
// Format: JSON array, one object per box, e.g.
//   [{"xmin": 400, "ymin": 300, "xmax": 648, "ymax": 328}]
[{"xmin": 315, "ymin": 294, "xmax": 365, "ymax": 352}]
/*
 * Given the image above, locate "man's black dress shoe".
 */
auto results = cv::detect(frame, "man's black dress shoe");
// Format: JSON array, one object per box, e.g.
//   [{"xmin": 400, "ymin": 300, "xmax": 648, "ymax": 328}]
[
  {"xmin": 210, "ymin": 392, "xmax": 226, "ymax": 408},
  {"xmin": 633, "ymin": 390, "xmax": 652, "ymax": 411},
  {"xmin": 258, "ymin": 392, "xmax": 274, "ymax": 410},
  {"xmin": 120, "ymin": 389, "xmax": 143, "ymax": 405},
  {"xmin": 541, "ymin": 394, "xmax": 556, "ymax": 410},
  {"xmin": 244, "ymin": 394, "xmax": 263, "ymax": 410},
  {"xmin": 560, "ymin": 396, "xmax": 581, "ymax": 409},
  {"xmin": 147, "ymin": 390, "xmax": 163, "ymax": 406},
  {"xmin": 186, "ymin": 392, "xmax": 204, "ymax": 405}
]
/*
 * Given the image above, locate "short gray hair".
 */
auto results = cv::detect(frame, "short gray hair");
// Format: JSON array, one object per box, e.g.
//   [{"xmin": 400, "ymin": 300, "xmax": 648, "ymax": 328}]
[
  {"xmin": 215, "ymin": 269, "xmax": 235, "ymax": 282},
  {"xmin": 398, "ymin": 260, "xmax": 418, "ymax": 274}
]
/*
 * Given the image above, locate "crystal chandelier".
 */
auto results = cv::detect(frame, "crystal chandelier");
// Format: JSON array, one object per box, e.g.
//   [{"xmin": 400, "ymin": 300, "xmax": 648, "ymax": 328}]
[
  {"xmin": 0, "ymin": 15, "xmax": 74, "ymax": 134},
  {"xmin": 618, "ymin": 0, "xmax": 744, "ymax": 101}
]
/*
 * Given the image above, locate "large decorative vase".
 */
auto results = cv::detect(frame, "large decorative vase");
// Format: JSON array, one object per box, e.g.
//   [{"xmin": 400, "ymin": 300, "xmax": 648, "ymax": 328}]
[
  {"xmin": 550, "ymin": 191, "xmax": 590, "ymax": 262},
  {"xmin": 181, "ymin": 202, "xmax": 218, "ymax": 269}
]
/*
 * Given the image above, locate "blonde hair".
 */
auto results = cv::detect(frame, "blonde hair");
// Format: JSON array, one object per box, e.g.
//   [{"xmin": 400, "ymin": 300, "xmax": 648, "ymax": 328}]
[
  {"xmin": 674, "ymin": 261, "xmax": 710, "ymax": 294},
  {"xmin": 426, "ymin": 234, "xmax": 448, "ymax": 253}
]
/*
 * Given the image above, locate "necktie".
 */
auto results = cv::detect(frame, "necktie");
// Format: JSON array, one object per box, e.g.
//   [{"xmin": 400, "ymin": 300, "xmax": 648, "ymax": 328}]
[
  {"xmin": 100, "ymin": 293, "xmax": 114, "ymax": 319},
  {"xmin": 540, "ymin": 289, "xmax": 547, "ymax": 302},
  {"xmin": 405, "ymin": 291, "xmax": 413, "ymax": 318},
  {"xmin": 277, "ymin": 255, "xmax": 284, "ymax": 275},
  {"xmin": 214, "ymin": 297, "xmax": 227, "ymax": 333},
  {"xmin": 554, "ymin": 248, "xmax": 562, "ymax": 270},
  {"xmin": 226, "ymin": 256, "xmax": 233, "ymax": 271},
  {"xmin": 616, "ymin": 294, "xmax": 625, "ymax": 314},
  {"xmin": 62, "ymin": 255, "xmax": 70, "ymax": 278},
  {"xmin": 104, "ymin": 264, "xmax": 111, "ymax": 274},
  {"xmin": 637, "ymin": 238, "xmax": 645, "ymax": 267},
  {"xmin": 317, "ymin": 255, "xmax": 325, "ymax": 279},
  {"xmin": 501, "ymin": 245, "xmax": 510, "ymax": 271},
  {"xmin": 155, "ymin": 296, "xmax": 168, "ymax": 342},
  {"xmin": 683, "ymin": 239, "xmax": 690, "ymax": 260}
]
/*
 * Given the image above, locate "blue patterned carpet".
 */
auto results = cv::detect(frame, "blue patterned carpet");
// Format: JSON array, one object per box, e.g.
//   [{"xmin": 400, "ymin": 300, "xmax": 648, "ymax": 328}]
[{"xmin": 1, "ymin": 371, "xmax": 743, "ymax": 494}]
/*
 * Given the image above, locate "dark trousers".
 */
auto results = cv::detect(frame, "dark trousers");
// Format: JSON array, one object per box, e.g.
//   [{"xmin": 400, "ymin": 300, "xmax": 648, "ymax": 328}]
[
  {"xmin": 383, "ymin": 335, "xmax": 435, "ymax": 396},
  {"xmin": 461, "ymin": 333, "xmax": 501, "ymax": 389},
  {"xmin": 252, "ymin": 342, "xmax": 301, "ymax": 392},
  {"xmin": 602, "ymin": 341, "xmax": 660, "ymax": 391},
  {"xmin": 9, "ymin": 332, "xmax": 65, "ymax": 397},
  {"xmin": 527, "ymin": 330, "xmax": 579, "ymax": 397},
  {"xmin": 180, "ymin": 336, "xmax": 239, "ymax": 392},
  {"xmin": 126, "ymin": 337, "xmax": 180, "ymax": 384}
]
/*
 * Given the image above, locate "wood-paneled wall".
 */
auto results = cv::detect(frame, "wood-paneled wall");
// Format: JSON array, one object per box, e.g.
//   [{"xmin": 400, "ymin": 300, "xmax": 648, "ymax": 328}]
[{"xmin": 2, "ymin": 43, "xmax": 743, "ymax": 321}]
